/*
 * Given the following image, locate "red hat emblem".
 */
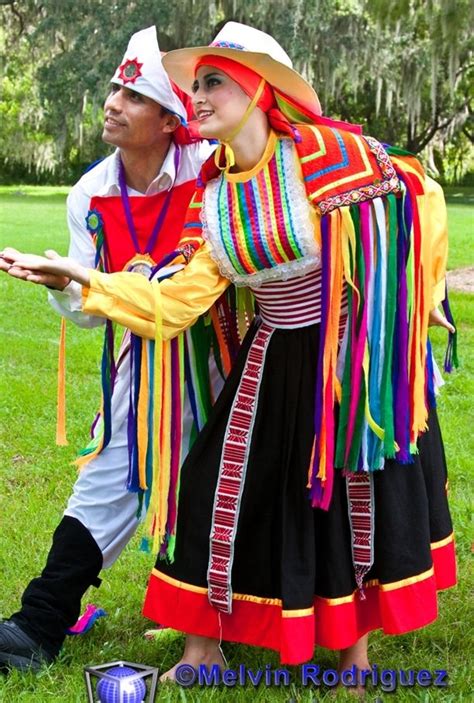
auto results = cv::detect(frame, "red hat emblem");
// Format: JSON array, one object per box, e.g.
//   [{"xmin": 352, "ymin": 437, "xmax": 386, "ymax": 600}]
[{"xmin": 118, "ymin": 58, "xmax": 143, "ymax": 84}]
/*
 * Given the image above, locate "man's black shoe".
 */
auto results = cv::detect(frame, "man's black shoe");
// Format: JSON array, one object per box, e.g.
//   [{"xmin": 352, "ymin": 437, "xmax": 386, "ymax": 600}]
[{"xmin": 0, "ymin": 620, "xmax": 55, "ymax": 672}]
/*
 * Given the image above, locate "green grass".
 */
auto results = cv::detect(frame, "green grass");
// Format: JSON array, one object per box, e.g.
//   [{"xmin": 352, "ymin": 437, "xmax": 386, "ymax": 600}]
[
  {"xmin": 0, "ymin": 187, "xmax": 473, "ymax": 702},
  {"xmin": 442, "ymin": 185, "xmax": 474, "ymax": 206},
  {"xmin": 442, "ymin": 187, "xmax": 474, "ymax": 270}
]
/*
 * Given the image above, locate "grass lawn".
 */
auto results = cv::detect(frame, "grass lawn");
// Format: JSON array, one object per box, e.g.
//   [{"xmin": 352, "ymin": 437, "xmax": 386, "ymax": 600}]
[{"xmin": 0, "ymin": 185, "xmax": 473, "ymax": 702}]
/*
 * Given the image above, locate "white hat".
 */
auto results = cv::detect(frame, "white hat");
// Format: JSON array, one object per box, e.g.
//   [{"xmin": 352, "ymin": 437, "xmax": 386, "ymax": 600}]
[
  {"xmin": 111, "ymin": 26, "xmax": 188, "ymax": 123},
  {"xmin": 162, "ymin": 22, "xmax": 321, "ymax": 117}
]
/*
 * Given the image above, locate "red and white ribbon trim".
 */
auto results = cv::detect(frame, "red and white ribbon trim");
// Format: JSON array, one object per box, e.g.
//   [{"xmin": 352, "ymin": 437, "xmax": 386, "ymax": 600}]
[
  {"xmin": 346, "ymin": 472, "xmax": 374, "ymax": 596},
  {"xmin": 207, "ymin": 322, "xmax": 274, "ymax": 613}
]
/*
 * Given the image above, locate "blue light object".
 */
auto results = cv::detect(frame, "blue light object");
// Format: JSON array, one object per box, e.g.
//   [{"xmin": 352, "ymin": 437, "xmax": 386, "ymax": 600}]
[{"xmin": 96, "ymin": 665, "xmax": 147, "ymax": 703}]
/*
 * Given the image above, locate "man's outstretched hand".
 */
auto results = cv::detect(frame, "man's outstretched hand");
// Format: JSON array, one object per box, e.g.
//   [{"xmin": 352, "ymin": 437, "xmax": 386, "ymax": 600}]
[
  {"xmin": 0, "ymin": 248, "xmax": 90, "ymax": 287},
  {"xmin": 1, "ymin": 247, "xmax": 71, "ymax": 289}
]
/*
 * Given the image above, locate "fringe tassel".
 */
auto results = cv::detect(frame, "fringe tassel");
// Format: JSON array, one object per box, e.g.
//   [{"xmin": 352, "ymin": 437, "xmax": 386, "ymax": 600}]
[
  {"xmin": 162, "ymin": 336, "xmax": 185, "ymax": 560},
  {"xmin": 126, "ymin": 285, "xmax": 247, "ymax": 559},
  {"xmin": 391, "ymin": 165, "xmax": 429, "ymax": 450},
  {"xmin": 157, "ymin": 341, "xmax": 173, "ymax": 550},
  {"xmin": 185, "ymin": 320, "xmax": 213, "ymax": 432},
  {"xmin": 147, "ymin": 280, "xmax": 163, "ymax": 553},
  {"xmin": 381, "ymin": 195, "xmax": 398, "ymax": 458},
  {"xmin": 335, "ymin": 209, "xmax": 358, "ymax": 468},
  {"xmin": 137, "ymin": 335, "xmax": 186, "ymax": 561},
  {"xmin": 137, "ymin": 339, "xmax": 150, "ymax": 490},
  {"xmin": 331, "ymin": 170, "xmax": 431, "ymax": 476},
  {"xmin": 442, "ymin": 283, "xmax": 459, "ymax": 373},
  {"xmin": 210, "ymin": 306, "xmax": 232, "ymax": 376},
  {"xmin": 73, "ymin": 217, "xmax": 112, "ymax": 468},
  {"xmin": 74, "ymin": 321, "xmax": 118, "ymax": 469},
  {"xmin": 143, "ymin": 286, "xmax": 251, "ymax": 554},
  {"xmin": 335, "ymin": 205, "xmax": 368, "ymax": 472},
  {"xmin": 309, "ymin": 210, "xmax": 343, "ymax": 509},
  {"xmin": 366, "ymin": 199, "xmax": 387, "ymax": 469},
  {"xmin": 126, "ymin": 334, "xmax": 141, "ymax": 492},
  {"xmin": 393, "ymin": 189, "xmax": 411, "ymax": 462},
  {"xmin": 425, "ymin": 338, "xmax": 437, "ymax": 408}
]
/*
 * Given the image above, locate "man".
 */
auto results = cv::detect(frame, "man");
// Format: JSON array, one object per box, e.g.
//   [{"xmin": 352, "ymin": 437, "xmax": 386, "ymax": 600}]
[{"xmin": 0, "ymin": 25, "xmax": 213, "ymax": 672}]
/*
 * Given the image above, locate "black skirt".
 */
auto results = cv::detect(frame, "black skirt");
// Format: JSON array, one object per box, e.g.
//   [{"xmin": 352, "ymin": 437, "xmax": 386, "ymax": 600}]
[{"xmin": 143, "ymin": 320, "xmax": 456, "ymax": 664}]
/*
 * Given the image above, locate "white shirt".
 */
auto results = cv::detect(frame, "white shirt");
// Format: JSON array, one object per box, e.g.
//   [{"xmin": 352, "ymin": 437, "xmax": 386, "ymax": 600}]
[{"xmin": 48, "ymin": 141, "xmax": 214, "ymax": 327}]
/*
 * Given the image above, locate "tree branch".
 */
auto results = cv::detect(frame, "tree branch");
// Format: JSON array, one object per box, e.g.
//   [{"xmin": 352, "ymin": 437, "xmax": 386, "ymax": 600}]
[
  {"xmin": 0, "ymin": 0, "xmax": 27, "ymax": 36},
  {"xmin": 455, "ymin": 62, "xmax": 474, "ymax": 79},
  {"xmin": 462, "ymin": 126, "xmax": 474, "ymax": 144}
]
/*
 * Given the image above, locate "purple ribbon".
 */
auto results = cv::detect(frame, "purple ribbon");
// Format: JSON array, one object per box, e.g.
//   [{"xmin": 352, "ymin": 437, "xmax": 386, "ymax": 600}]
[
  {"xmin": 119, "ymin": 146, "xmax": 180, "ymax": 255},
  {"xmin": 309, "ymin": 214, "xmax": 330, "ymax": 506}
]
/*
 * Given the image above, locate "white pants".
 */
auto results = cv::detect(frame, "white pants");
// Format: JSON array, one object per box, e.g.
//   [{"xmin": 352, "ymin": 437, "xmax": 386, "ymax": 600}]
[{"xmin": 64, "ymin": 415, "xmax": 139, "ymax": 569}]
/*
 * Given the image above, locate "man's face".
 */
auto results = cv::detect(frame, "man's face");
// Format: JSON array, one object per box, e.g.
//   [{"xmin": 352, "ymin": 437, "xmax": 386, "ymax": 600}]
[{"xmin": 102, "ymin": 84, "xmax": 175, "ymax": 150}]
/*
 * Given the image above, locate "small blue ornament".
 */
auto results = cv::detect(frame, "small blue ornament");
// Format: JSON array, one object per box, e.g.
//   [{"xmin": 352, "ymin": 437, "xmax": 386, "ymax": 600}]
[
  {"xmin": 85, "ymin": 209, "xmax": 103, "ymax": 234},
  {"xmin": 96, "ymin": 665, "xmax": 147, "ymax": 703}
]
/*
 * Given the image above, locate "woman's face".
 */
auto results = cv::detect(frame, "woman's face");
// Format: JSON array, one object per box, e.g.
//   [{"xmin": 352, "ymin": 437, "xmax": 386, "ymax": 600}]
[{"xmin": 191, "ymin": 65, "xmax": 251, "ymax": 140}]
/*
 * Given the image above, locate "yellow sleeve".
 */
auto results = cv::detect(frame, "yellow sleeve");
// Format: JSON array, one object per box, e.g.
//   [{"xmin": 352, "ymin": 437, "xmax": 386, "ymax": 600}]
[
  {"xmin": 425, "ymin": 176, "xmax": 448, "ymax": 308},
  {"xmin": 81, "ymin": 242, "xmax": 230, "ymax": 340}
]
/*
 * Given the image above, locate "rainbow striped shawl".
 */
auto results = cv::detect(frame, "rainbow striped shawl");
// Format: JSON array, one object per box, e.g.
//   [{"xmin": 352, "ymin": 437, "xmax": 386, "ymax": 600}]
[{"xmin": 182, "ymin": 125, "xmax": 435, "ymax": 512}]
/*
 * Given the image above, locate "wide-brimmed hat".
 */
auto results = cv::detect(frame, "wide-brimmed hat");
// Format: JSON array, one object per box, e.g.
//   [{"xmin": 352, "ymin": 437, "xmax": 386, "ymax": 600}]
[
  {"xmin": 162, "ymin": 21, "xmax": 322, "ymax": 117},
  {"xmin": 111, "ymin": 26, "xmax": 188, "ymax": 123}
]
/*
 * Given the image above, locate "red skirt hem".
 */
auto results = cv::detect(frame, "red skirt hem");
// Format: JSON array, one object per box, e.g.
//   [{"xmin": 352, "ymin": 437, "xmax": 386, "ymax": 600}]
[{"xmin": 142, "ymin": 537, "xmax": 456, "ymax": 664}]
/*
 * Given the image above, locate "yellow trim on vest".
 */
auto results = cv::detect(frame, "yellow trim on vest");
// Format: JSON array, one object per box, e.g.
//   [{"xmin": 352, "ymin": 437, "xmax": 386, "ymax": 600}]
[
  {"xmin": 225, "ymin": 130, "xmax": 277, "ymax": 183},
  {"xmin": 299, "ymin": 126, "xmax": 326, "ymax": 164},
  {"xmin": 308, "ymin": 130, "xmax": 373, "ymax": 201}
]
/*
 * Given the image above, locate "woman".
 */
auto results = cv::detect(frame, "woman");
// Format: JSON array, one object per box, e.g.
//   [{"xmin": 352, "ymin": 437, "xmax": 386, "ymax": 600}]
[{"xmin": 4, "ymin": 22, "xmax": 456, "ymax": 679}]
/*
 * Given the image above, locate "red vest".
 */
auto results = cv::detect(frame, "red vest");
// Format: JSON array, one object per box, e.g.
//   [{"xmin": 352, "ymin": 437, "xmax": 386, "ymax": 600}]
[{"xmin": 89, "ymin": 179, "xmax": 196, "ymax": 273}]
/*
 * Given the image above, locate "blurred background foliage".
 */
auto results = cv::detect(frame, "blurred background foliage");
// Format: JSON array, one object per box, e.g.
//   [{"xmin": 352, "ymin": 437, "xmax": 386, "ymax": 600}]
[{"xmin": 0, "ymin": 0, "xmax": 472, "ymax": 184}]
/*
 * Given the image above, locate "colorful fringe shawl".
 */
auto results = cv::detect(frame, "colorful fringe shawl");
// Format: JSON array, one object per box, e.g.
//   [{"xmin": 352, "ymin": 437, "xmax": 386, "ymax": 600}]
[{"xmin": 183, "ymin": 125, "xmax": 445, "ymax": 514}]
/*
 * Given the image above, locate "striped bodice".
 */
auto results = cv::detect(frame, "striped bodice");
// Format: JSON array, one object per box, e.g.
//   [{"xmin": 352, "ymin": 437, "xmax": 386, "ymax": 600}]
[
  {"xmin": 251, "ymin": 268, "xmax": 348, "ymax": 330},
  {"xmin": 203, "ymin": 134, "xmax": 320, "ymax": 287}
]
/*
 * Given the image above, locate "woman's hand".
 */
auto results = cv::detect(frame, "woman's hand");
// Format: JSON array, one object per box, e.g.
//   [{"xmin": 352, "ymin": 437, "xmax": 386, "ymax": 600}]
[
  {"xmin": 0, "ymin": 248, "xmax": 90, "ymax": 287},
  {"xmin": 428, "ymin": 306, "xmax": 455, "ymax": 334}
]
